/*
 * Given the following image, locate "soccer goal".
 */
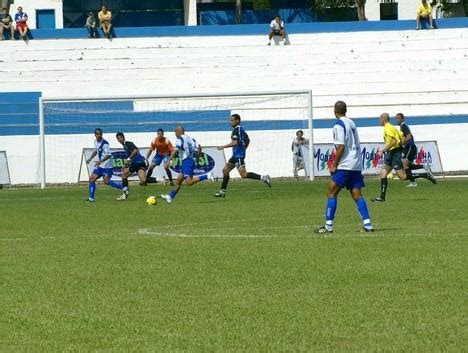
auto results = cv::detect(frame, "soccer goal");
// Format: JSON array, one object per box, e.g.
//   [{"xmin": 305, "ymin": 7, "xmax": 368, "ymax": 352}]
[{"xmin": 38, "ymin": 91, "xmax": 314, "ymax": 188}]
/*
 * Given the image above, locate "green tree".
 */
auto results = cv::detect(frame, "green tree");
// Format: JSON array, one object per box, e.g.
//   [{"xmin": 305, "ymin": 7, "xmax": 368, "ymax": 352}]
[{"xmin": 313, "ymin": 0, "xmax": 366, "ymax": 20}]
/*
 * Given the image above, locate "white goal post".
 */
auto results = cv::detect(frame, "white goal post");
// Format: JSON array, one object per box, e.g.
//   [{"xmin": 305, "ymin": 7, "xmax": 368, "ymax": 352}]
[
  {"xmin": 38, "ymin": 90, "xmax": 314, "ymax": 189},
  {"xmin": 0, "ymin": 151, "xmax": 11, "ymax": 185}
]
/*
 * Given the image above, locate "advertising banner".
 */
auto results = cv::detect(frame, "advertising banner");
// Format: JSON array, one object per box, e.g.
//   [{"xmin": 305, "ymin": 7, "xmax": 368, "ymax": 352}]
[
  {"xmin": 302, "ymin": 141, "xmax": 442, "ymax": 177},
  {"xmin": 0, "ymin": 151, "xmax": 11, "ymax": 185},
  {"xmin": 79, "ymin": 146, "xmax": 226, "ymax": 182}
]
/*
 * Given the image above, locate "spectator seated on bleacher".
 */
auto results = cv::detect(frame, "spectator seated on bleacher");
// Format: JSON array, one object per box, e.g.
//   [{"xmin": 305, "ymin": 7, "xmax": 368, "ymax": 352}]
[
  {"xmin": 14, "ymin": 6, "xmax": 29, "ymax": 40},
  {"xmin": 416, "ymin": 0, "xmax": 434, "ymax": 30},
  {"xmin": 85, "ymin": 11, "xmax": 98, "ymax": 38},
  {"xmin": 268, "ymin": 16, "xmax": 287, "ymax": 46},
  {"xmin": 98, "ymin": 5, "xmax": 112, "ymax": 39},
  {"xmin": 0, "ymin": 7, "xmax": 15, "ymax": 40}
]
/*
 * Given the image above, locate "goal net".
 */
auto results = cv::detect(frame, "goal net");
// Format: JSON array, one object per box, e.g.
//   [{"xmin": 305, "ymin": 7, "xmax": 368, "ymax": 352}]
[{"xmin": 41, "ymin": 92, "xmax": 312, "ymax": 185}]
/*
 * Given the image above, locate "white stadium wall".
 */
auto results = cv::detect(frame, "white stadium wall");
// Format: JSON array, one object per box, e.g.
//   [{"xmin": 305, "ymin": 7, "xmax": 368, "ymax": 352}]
[{"xmin": 1, "ymin": 28, "xmax": 468, "ymax": 184}]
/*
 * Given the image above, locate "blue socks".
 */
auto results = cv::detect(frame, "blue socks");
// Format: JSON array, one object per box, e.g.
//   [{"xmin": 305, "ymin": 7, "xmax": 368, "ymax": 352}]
[
  {"xmin": 325, "ymin": 197, "xmax": 337, "ymax": 230},
  {"xmin": 199, "ymin": 175, "xmax": 208, "ymax": 181},
  {"xmin": 355, "ymin": 197, "xmax": 372, "ymax": 229},
  {"xmin": 107, "ymin": 180, "xmax": 124, "ymax": 190},
  {"xmin": 169, "ymin": 190, "xmax": 177, "ymax": 199},
  {"xmin": 325, "ymin": 197, "xmax": 372, "ymax": 231},
  {"xmin": 88, "ymin": 182, "xmax": 96, "ymax": 200}
]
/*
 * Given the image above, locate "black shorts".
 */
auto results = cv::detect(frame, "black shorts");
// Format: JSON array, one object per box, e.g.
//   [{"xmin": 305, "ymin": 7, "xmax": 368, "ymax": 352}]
[
  {"xmin": 384, "ymin": 148, "xmax": 403, "ymax": 170},
  {"xmin": 402, "ymin": 144, "xmax": 417, "ymax": 163},
  {"xmin": 128, "ymin": 161, "xmax": 147, "ymax": 174},
  {"xmin": 227, "ymin": 157, "xmax": 245, "ymax": 169}
]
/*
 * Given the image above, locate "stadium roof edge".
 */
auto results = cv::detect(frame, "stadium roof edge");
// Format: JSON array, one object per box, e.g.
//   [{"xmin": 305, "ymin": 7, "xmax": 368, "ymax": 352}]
[{"xmin": 28, "ymin": 17, "xmax": 468, "ymax": 40}]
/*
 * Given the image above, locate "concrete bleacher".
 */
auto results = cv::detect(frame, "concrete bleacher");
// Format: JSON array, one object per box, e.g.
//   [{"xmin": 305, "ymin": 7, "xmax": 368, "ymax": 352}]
[
  {"xmin": 0, "ymin": 19, "xmax": 468, "ymax": 183},
  {"xmin": 3, "ymin": 21, "xmax": 468, "ymax": 117}
]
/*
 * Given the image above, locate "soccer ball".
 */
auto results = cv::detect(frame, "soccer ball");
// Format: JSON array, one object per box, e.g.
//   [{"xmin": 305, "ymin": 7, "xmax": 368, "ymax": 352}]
[{"xmin": 146, "ymin": 196, "xmax": 157, "ymax": 206}]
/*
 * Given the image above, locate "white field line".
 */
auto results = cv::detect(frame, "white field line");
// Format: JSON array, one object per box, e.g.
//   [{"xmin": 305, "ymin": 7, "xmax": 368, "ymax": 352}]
[
  {"xmin": 136, "ymin": 228, "xmax": 274, "ymax": 238},
  {"xmin": 0, "ymin": 234, "xmax": 110, "ymax": 242}
]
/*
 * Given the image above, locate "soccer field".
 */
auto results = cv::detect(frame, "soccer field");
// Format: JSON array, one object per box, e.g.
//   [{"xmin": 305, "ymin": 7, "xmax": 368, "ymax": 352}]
[{"xmin": 1, "ymin": 178, "xmax": 466, "ymax": 351}]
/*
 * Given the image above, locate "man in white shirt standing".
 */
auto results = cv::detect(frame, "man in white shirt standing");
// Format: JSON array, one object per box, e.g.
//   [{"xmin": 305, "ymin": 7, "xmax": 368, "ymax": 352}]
[
  {"xmin": 268, "ymin": 16, "xmax": 286, "ymax": 45},
  {"xmin": 315, "ymin": 101, "xmax": 374, "ymax": 234}
]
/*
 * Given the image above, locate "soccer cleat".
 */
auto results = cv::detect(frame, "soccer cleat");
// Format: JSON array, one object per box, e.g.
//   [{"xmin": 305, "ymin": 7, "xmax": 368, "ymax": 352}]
[
  {"xmin": 86, "ymin": 198, "xmax": 95, "ymax": 203},
  {"xmin": 161, "ymin": 194, "xmax": 173, "ymax": 203},
  {"xmin": 371, "ymin": 197, "xmax": 385, "ymax": 202},
  {"xmin": 214, "ymin": 191, "xmax": 225, "ymax": 198},
  {"xmin": 427, "ymin": 173, "xmax": 437, "ymax": 184},
  {"xmin": 168, "ymin": 182, "xmax": 174, "ymax": 186},
  {"xmin": 406, "ymin": 182, "xmax": 418, "ymax": 188},
  {"xmin": 363, "ymin": 226, "xmax": 374, "ymax": 233},
  {"xmin": 314, "ymin": 226, "xmax": 333, "ymax": 234},
  {"xmin": 262, "ymin": 175, "xmax": 271, "ymax": 188},
  {"xmin": 116, "ymin": 193, "xmax": 127, "ymax": 201},
  {"xmin": 423, "ymin": 164, "xmax": 437, "ymax": 184}
]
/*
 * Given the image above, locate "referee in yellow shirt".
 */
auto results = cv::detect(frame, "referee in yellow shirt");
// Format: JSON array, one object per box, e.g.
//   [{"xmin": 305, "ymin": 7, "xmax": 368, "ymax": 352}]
[
  {"xmin": 372, "ymin": 113, "xmax": 437, "ymax": 202},
  {"xmin": 416, "ymin": 0, "xmax": 434, "ymax": 30},
  {"xmin": 372, "ymin": 113, "xmax": 404, "ymax": 202}
]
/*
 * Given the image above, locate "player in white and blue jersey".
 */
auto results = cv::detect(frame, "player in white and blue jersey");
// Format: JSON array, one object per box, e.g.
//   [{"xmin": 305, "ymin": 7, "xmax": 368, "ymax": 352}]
[
  {"xmin": 85, "ymin": 128, "xmax": 126, "ymax": 202},
  {"xmin": 161, "ymin": 126, "xmax": 214, "ymax": 203},
  {"xmin": 315, "ymin": 101, "xmax": 373, "ymax": 233},
  {"xmin": 214, "ymin": 114, "xmax": 271, "ymax": 198}
]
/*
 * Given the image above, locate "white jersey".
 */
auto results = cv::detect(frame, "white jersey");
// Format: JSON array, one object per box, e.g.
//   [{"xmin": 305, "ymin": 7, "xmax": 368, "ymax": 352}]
[
  {"xmin": 333, "ymin": 117, "xmax": 362, "ymax": 171},
  {"xmin": 270, "ymin": 19, "xmax": 284, "ymax": 30},
  {"xmin": 94, "ymin": 138, "xmax": 113, "ymax": 169},
  {"xmin": 175, "ymin": 134, "xmax": 198, "ymax": 160}
]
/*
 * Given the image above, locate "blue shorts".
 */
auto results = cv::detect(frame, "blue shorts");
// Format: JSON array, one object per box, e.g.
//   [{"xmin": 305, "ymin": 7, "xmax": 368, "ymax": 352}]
[
  {"xmin": 332, "ymin": 170, "xmax": 364, "ymax": 190},
  {"xmin": 152, "ymin": 153, "xmax": 170, "ymax": 166},
  {"xmin": 181, "ymin": 158, "xmax": 195, "ymax": 178},
  {"xmin": 92, "ymin": 167, "xmax": 113, "ymax": 178}
]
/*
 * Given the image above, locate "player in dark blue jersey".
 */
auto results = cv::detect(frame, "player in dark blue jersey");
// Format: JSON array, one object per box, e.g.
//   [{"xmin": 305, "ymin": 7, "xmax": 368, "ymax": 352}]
[
  {"xmin": 395, "ymin": 113, "xmax": 436, "ymax": 188},
  {"xmin": 115, "ymin": 132, "xmax": 148, "ymax": 200},
  {"xmin": 214, "ymin": 114, "xmax": 271, "ymax": 198}
]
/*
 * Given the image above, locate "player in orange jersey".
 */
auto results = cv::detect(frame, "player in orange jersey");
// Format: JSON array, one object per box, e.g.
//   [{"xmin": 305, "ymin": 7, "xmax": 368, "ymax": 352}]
[{"xmin": 146, "ymin": 128, "xmax": 175, "ymax": 185}]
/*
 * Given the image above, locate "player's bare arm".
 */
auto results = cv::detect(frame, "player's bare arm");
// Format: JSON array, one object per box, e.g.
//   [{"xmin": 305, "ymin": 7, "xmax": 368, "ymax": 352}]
[
  {"xmin": 330, "ymin": 144, "xmax": 344, "ymax": 173},
  {"xmin": 164, "ymin": 149, "xmax": 178, "ymax": 169},
  {"xmin": 86, "ymin": 150, "xmax": 97, "ymax": 164},
  {"xmin": 125, "ymin": 148, "xmax": 138, "ymax": 166},
  {"xmin": 217, "ymin": 139, "xmax": 238, "ymax": 150}
]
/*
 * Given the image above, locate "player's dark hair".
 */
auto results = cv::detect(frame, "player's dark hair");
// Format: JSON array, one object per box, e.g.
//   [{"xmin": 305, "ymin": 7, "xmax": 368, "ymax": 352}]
[
  {"xmin": 157, "ymin": 128, "xmax": 164, "ymax": 133},
  {"xmin": 95, "ymin": 128, "xmax": 103, "ymax": 134},
  {"xmin": 334, "ymin": 101, "xmax": 347, "ymax": 115},
  {"xmin": 296, "ymin": 130, "xmax": 303, "ymax": 135},
  {"xmin": 2, "ymin": 7, "xmax": 7, "ymax": 11},
  {"xmin": 231, "ymin": 114, "xmax": 241, "ymax": 121},
  {"xmin": 396, "ymin": 113, "xmax": 405, "ymax": 119},
  {"xmin": 116, "ymin": 132, "xmax": 124, "ymax": 138}
]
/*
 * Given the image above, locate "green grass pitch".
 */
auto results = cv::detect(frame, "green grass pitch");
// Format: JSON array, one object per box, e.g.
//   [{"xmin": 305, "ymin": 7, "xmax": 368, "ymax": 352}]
[{"xmin": 0, "ymin": 178, "xmax": 466, "ymax": 351}]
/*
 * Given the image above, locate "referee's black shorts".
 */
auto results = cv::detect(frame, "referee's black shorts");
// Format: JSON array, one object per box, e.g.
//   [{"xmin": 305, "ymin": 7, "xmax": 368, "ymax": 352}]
[{"xmin": 384, "ymin": 148, "xmax": 403, "ymax": 170}]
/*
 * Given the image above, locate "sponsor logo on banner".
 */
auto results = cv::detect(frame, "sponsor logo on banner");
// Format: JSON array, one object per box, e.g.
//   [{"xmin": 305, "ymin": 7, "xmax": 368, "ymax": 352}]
[
  {"xmin": 80, "ymin": 146, "xmax": 226, "ymax": 182},
  {"xmin": 362, "ymin": 146, "xmax": 383, "ymax": 172},
  {"xmin": 414, "ymin": 146, "xmax": 433, "ymax": 166},
  {"xmin": 171, "ymin": 152, "xmax": 215, "ymax": 175},
  {"xmin": 314, "ymin": 147, "xmax": 336, "ymax": 173},
  {"xmin": 301, "ymin": 141, "xmax": 442, "ymax": 176}
]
